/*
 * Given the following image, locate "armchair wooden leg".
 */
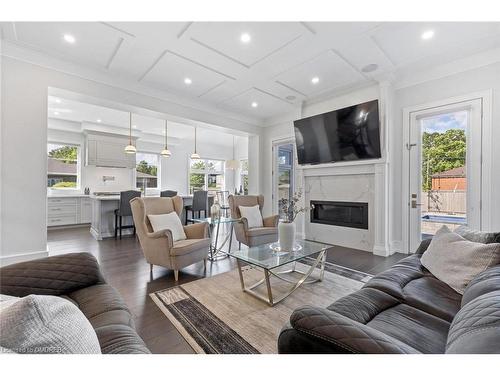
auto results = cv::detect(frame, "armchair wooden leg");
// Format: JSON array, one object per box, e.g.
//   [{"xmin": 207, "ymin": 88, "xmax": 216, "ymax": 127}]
[
  {"xmin": 150, "ymin": 264, "xmax": 153, "ymax": 273},
  {"xmin": 239, "ymin": 241, "xmax": 241, "ymax": 250},
  {"xmin": 174, "ymin": 270, "xmax": 179, "ymax": 282},
  {"xmin": 203, "ymin": 258, "xmax": 207, "ymax": 269}
]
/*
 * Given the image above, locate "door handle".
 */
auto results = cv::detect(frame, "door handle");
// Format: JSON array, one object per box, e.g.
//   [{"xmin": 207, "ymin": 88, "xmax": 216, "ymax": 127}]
[{"xmin": 411, "ymin": 200, "xmax": 423, "ymax": 208}]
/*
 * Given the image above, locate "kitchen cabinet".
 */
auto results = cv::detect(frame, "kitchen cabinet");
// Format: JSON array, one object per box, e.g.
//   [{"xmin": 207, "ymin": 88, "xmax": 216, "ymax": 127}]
[
  {"xmin": 85, "ymin": 132, "xmax": 136, "ymax": 168},
  {"xmin": 47, "ymin": 196, "xmax": 92, "ymax": 227}
]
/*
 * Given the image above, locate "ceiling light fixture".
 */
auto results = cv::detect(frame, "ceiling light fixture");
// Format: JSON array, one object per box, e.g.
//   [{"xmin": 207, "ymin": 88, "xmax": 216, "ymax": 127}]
[
  {"xmin": 311, "ymin": 76, "xmax": 320, "ymax": 84},
  {"xmin": 54, "ymin": 111, "xmax": 60, "ymax": 115},
  {"xmin": 226, "ymin": 136, "xmax": 240, "ymax": 170},
  {"xmin": 421, "ymin": 30, "xmax": 435, "ymax": 40},
  {"xmin": 96, "ymin": 119, "xmax": 102, "ymax": 123},
  {"xmin": 190, "ymin": 127, "xmax": 200, "ymax": 159},
  {"xmin": 55, "ymin": 98, "xmax": 61, "ymax": 104},
  {"xmin": 124, "ymin": 113, "xmax": 137, "ymax": 154},
  {"xmin": 251, "ymin": 102, "xmax": 258, "ymax": 108},
  {"xmin": 160, "ymin": 120, "xmax": 172, "ymax": 158},
  {"xmin": 63, "ymin": 34, "xmax": 76, "ymax": 44},
  {"xmin": 184, "ymin": 77, "xmax": 192, "ymax": 85},
  {"xmin": 240, "ymin": 33, "xmax": 251, "ymax": 43}
]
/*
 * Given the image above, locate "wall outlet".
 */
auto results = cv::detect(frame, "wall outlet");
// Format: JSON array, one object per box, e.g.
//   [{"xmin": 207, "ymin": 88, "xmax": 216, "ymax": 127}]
[{"xmin": 102, "ymin": 175, "xmax": 115, "ymax": 182}]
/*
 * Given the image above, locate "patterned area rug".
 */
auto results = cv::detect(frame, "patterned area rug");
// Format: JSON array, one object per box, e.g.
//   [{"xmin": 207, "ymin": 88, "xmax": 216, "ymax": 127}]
[{"xmin": 150, "ymin": 260, "xmax": 371, "ymax": 354}]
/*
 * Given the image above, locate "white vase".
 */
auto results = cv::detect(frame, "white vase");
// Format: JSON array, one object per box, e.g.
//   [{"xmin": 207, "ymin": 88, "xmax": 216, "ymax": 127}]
[{"xmin": 279, "ymin": 221, "xmax": 296, "ymax": 251}]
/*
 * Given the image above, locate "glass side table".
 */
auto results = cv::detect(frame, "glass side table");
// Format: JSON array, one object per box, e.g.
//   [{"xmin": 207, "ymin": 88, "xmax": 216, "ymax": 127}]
[{"xmin": 191, "ymin": 216, "xmax": 240, "ymax": 261}]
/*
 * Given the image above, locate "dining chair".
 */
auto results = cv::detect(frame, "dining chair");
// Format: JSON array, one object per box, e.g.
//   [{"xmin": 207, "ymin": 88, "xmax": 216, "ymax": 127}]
[
  {"xmin": 114, "ymin": 190, "xmax": 142, "ymax": 239},
  {"xmin": 185, "ymin": 190, "xmax": 208, "ymax": 225},
  {"xmin": 160, "ymin": 190, "xmax": 177, "ymax": 198}
]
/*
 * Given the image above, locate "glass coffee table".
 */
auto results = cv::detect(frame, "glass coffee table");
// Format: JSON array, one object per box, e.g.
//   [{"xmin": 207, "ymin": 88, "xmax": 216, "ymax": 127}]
[{"xmin": 228, "ymin": 239, "xmax": 330, "ymax": 306}]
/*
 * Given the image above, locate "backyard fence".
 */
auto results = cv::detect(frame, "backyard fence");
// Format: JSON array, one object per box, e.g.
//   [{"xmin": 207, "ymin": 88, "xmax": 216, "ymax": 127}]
[{"xmin": 421, "ymin": 190, "xmax": 466, "ymax": 214}]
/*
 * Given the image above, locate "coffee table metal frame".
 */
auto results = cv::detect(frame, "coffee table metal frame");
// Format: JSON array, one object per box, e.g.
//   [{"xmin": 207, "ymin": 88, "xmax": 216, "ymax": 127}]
[
  {"xmin": 234, "ymin": 245, "xmax": 327, "ymax": 306},
  {"xmin": 191, "ymin": 216, "xmax": 240, "ymax": 261}
]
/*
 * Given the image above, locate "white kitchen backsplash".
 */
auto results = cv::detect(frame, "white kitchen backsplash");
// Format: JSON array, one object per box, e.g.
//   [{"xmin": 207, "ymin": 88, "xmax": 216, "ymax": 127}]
[{"xmin": 83, "ymin": 166, "xmax": 134, "ymax": 193}]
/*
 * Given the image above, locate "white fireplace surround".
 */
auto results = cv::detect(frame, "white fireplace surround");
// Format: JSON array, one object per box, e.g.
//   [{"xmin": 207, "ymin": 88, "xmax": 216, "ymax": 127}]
[{"xmin": 298, "ymin": 160, "xmax": 391, "ymax": 256}]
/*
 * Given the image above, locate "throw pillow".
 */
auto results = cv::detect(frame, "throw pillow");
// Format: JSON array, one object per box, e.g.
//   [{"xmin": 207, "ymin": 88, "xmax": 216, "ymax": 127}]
[
  {"xmin": 239, "ymin": 205, "xmax": 263, "ymax": 228},
  {"xmin": 454, "ymin": 225, "xmax": 500, "ymax": 244},
  {"xmin": 148, "ymin": 212, "xmax": 186, "ymax": 242},
  {"xmin": 421, "ymin": 225, "xmax": 500, "ymax": 294},
  {"xmin": 0, "ymin": 295, "xmax": 101, "ymax": 354}
]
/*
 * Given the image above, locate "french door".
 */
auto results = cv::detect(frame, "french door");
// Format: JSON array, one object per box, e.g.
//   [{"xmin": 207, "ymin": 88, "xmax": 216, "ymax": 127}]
[
  {"xmin": 272, "ymin": 140, "xmax": 295, "ymax": 217},
  {"xmin": 407, "ymin": 98, "xmax": 483, "ymax": 251}
]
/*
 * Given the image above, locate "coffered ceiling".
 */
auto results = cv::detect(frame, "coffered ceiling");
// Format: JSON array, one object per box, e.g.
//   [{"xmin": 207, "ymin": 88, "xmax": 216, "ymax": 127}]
[{"xmin": 2, "ymin": 22, "xmax": 500, "ymax": 121}]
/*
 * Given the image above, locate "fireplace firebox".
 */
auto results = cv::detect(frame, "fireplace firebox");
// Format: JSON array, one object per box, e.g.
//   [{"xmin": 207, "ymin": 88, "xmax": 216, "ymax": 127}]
[{"xmin": 310, "ymin": 200, "xmax": 368, "ymax": 229}]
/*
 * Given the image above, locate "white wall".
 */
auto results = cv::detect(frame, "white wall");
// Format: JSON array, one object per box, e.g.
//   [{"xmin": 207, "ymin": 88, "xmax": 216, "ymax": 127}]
[
  {"xmin": 261, "ymin": 63, "xmax": 500, "ymax": 253},
  {"xmin": 0, "ymin": 56, "xmax": 255, "ymax": 264},
  {"xmin": 390, "ymin": 62, "xmax": 500, "ymax": 248}
]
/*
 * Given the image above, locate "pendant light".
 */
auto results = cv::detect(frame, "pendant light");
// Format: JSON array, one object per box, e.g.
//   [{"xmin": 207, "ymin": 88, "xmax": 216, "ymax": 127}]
[
  {"xmin": 190, "ymin": 126, "xmax": 200, "ymax": 159},
  {"xmin": 124, "ymin": 112, "xmax": 137, "ymax": 154},
  {"xmin": 160, "ymin": 120, "xmax": 172, "ymax": 158},
  {"xmin": 226, "ymin": 135, "xmax": 240, "ymax": 170}
]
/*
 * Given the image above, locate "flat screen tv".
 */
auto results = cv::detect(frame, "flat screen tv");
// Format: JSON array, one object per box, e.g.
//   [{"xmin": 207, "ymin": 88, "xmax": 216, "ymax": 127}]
[{"xmin": 293, "ymin": 99, "xmax": 381, "ymax": 165}]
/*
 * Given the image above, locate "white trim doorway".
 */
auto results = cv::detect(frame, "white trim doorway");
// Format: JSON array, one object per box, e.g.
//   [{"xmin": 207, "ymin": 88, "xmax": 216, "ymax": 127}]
[
  {"xmin": 402, "ymin": 90, "xmax": 492, "ymax": 253},
  {"xmin": 272, "ymin": 138, "xmax": 296, "ymax": 216}
]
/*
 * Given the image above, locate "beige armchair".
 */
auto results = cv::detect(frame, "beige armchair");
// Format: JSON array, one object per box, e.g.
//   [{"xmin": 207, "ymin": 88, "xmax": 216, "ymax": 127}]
[
  {"xmin": 130, "ymin": 196, "xmax": 210, "ymax": 281},
  {"xmin": 228, "ymin": 195, "xmax": 279, "ymax": 248}
]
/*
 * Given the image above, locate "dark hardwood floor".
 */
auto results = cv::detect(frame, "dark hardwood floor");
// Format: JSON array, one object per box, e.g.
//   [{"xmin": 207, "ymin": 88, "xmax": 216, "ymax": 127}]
[{"xmin": 47, "ymin": 226, "xmax": 407, "ymax": 353}]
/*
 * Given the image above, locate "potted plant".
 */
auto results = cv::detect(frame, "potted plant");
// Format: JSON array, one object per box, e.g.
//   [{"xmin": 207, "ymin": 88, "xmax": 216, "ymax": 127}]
[{"xmin": 278, "ymin": 190, "xmax": 305, "ymax": 251}]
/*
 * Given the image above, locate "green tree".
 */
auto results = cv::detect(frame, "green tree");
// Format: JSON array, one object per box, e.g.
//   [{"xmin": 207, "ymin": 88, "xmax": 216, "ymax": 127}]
[
  {"xmin": 422, "ymin": 129, "xmax": 466, "ymax": 191},
  {"xmin": 48, "ymin": 146, "xmax": 77, "ymax": 163},
  {"xmin": 136, "ymin": 160, "xmax": 157, "ymax": 176}
]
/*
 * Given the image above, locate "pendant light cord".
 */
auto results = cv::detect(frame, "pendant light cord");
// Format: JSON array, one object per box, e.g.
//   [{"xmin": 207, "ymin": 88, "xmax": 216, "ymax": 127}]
[
  {"xmin": 165, "ymin": 120, "xmax": 168, "ymax": 149},
  {"xmin": 129, "ymin": 112, "xmax": 132, "ymax": 145}
]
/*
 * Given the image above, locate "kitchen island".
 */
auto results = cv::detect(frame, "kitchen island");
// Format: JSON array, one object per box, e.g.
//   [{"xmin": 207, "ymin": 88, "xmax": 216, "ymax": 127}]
[{"xmin": 89, "ymin": 194, "xmax": 197, "ymax": 240}]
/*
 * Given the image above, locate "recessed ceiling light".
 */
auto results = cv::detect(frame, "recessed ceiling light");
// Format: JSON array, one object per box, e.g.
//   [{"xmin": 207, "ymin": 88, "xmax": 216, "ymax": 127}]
[
  {"xmin": 311, "ymin": 76, "xmax": 320, "ymax": 84},
  {"xmin": 54, "ymin": 111, "xmax": 60, "ymax": 115},
  {"xmin": 96, "ymin": 119, "xmax": 102, "ymax": 123},
  {"xmin": 286, "ymin": 95, "xmax": 296, "ymax": 101},
  {"xmin": 421, "ymin": 30, "xmax": 435, "ymax": 40},
  {"xmin": 361, "ymin": 63, "xmax": 378, "ymax": 73},
  {"xmin": 240, "ymin": 33, "xmax": 251, "ymax": 43},
  {"xmin": 63, "ymin": 34, "xmax": 76, "ymax": 44},
  {"xmin": 184, "ymin": 77, "xmax": 192, "ymax": 85},
  {"xmin": 251, "ymin": 102, "xmax": 258, "ymax": 108},
  {"xmin": 132, "ymin": 125, "xmax": 137, "ymax": 129},
  {"xmin": 55, "ymin": 98, "xmax": 61, "ymax": 104}
]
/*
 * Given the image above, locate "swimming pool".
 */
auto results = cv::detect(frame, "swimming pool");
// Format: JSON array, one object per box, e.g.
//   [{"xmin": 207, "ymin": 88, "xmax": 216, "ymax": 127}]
[{"xmin": 421, "ymin": 214, "xmax": 467, "ymax": 225}]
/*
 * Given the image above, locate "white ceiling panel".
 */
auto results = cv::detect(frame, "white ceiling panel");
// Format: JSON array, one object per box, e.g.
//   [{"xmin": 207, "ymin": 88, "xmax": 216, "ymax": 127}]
[
  {"xmin": 187, "ymin": 22, "xmax": 306, "ymax": 67},
  {"xmin": 141, "ymin": 51, "xmax": 227, "ymax": 97},
  {"xmin": 372, "ymin": 22, "xmax": 500, "ymax": 66},
  {"xmin": 275, "ymin": 50, "xmax": 365, "ymax": 97},
  {"xmin": 14, "ymin": 22, "xmax": 126, "ymax": 68},
  {"xmin": 219, "ymin": 88, "xmax": 295, "ymax": 119}
]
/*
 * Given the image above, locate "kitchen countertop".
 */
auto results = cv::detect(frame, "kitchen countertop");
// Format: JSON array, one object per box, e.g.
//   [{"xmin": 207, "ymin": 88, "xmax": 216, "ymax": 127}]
[
  {"xmin": 89, "ymin": 194, "xmax": 194, "ymax": 201},
  {"xmin": 47, "ymin": 194, "xmax": 90, "ymax": 198}
]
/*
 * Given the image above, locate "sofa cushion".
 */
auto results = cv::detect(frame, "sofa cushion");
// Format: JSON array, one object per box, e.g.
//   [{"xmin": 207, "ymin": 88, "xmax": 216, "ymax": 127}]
[
  {"xmin": 239, "ymin": 205, "xmax": 263, "ymax": 228},
  {"xmin": 366, "ymin": 303, "xmax": 451, "ymax": 354},
  {"xmin": 67, "ymin": 284, "xmax": 133, "ymax": 326},
  {"xmin": 0, "ymin": 295, "xmax": 101, "ymax": 354},
  {"xmin": 461, "ymin": 265, "xmax": 500, "ymax": 308},
  {"xmin": 363, "ymin": 255, "xmax": 461, "ymax": 322},
  {"xmin": 246, "ymin": 227, "xmax": 278, "ymax": 237},
  {"xmin": 170, "ymin": 238, "xmax": 211, "ymax": 256},
  {"xmin": 454, "ymin": 225, "xmax": 500, "ymax": 244},
  {"xmin": 421, "ymin": 226, "xmax": 500, "ymax": 294},
  {"xmin": 446, "ymin": 291, "xmax": 500, "ymax": 354},
  {"xmin": 95, "ymin": 324, "xmax": 151, "ymax": 354},
  {"xmin": 148, "ymin": 212, "xmax": 186, "ymax": 242}
]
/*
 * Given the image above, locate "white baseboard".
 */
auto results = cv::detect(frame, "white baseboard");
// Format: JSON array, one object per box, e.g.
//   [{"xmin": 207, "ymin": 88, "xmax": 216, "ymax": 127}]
[
  {"xmin": 372, "ymin": 244, "xmax": 394, "ymax": 257},
  {"xmin": 390, "ymin": 240, "xmax": 405, "ymax": 254},
  {"xmin": 0, "ymin": 250, "xmax": 48, "ymax": 266}
]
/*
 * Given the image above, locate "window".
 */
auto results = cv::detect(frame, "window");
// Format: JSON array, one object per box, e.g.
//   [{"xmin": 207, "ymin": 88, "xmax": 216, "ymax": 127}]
[
  {"xmin": 136, "ymin": 152, "xmax": 159, "ymax": 191},
  {"xmin": 240, "ymin": 159, "xmax": 249, "ymax": 195},
  {"xmin": 189, "ymin": 158, "xmax": 225, "ymax": 194},
  {"xmin": 47, "ymin": 143, "xmax": 80, "ymax": 189}
]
